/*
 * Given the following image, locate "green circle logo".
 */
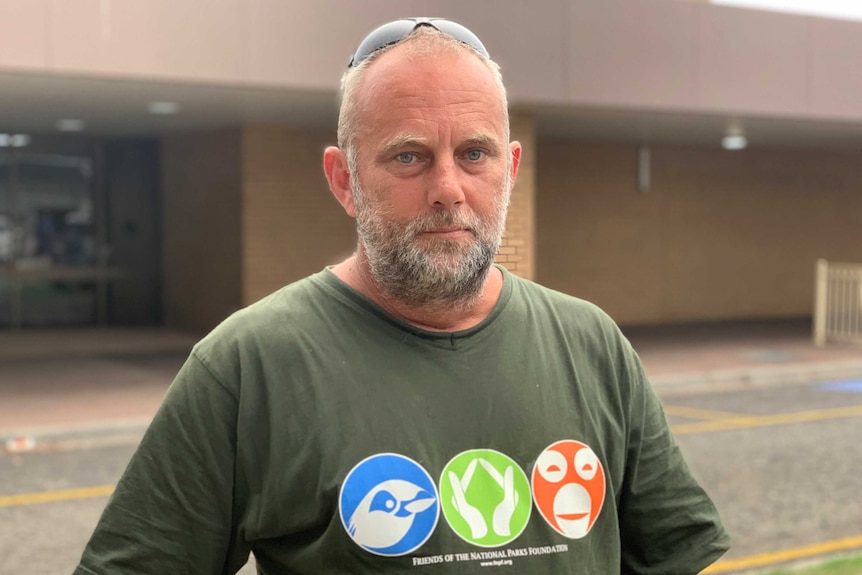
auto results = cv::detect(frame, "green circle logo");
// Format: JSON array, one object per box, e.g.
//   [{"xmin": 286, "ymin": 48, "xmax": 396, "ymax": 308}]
[{"xmin": 439, "ymin": 449, "xmax": 532, "ymax": 547}]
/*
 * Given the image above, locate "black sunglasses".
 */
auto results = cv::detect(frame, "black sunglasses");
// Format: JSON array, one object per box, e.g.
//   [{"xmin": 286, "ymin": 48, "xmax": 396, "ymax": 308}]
[{"xmin": 348, "ymin": 17, "xmax": 489, "ymax": 68}]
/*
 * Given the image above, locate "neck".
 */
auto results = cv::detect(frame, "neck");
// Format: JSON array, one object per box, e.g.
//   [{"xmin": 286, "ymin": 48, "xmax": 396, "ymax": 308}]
[{"xmin": 331, "ymin": 252, "xmax": 503, "ymax": 332}]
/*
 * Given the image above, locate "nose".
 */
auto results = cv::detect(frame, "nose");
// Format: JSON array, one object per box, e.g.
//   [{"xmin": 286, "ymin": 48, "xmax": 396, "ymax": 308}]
[{"xmin": 427, "ymin": 156, "xmax": 465, "ymax": 208}]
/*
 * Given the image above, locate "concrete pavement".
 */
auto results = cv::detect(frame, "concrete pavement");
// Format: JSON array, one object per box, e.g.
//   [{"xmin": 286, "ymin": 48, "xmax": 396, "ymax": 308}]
[{"xmin": 628, "ymin": 319, "xmax": 862, "ymax": 394}]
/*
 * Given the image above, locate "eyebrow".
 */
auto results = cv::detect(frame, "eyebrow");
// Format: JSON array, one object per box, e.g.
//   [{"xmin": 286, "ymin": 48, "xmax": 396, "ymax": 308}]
[
  {"xmin": 376, "ymin": 132, "xmax": 502, "ymax": 161},
  {"xmin": 377, "ymin": 134, "xmax": 430, "ymax": 160},
  {"xmin": 460, "ymin": 134, "xmax": 501, "ymax": 155}
]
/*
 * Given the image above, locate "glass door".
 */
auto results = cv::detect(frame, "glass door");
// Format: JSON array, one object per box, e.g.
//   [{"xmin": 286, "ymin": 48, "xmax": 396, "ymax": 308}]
[
  {"xmin": 0, "ymin": 136, "xmax": 103, "ymax": 328},
  {"xmin": 1, "ymin": 134, "xmax": 161, "ymax": 329}
]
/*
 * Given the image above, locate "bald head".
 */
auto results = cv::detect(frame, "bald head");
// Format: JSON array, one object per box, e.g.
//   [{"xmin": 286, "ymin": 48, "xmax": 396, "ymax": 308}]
[{"xmin": 337, "ymin": 26, "xmax": 509, "ymax": 174}]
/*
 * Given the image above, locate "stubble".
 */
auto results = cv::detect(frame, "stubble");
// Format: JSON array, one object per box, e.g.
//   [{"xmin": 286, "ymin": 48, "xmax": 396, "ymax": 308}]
[{"xmin": 352, "ymin": 176, "xmax": 510, "ymax": 312}]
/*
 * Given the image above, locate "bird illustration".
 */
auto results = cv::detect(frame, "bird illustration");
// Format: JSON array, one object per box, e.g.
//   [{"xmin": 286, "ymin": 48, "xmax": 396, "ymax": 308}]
[{"xmin": 347, "ymin": 479, "xmax": 436, "ymax": 550}]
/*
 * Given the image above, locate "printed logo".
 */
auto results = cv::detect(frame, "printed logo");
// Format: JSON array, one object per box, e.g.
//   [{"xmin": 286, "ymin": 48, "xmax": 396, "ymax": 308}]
[
  {"xmin": 439, "ymin": 449, "xmax": 532, "ymax": 547},
  {"xmin": 531, "ymin": 440, "xmax": 605, "ymax": 539},
  {"xmin": 339, "ymin": 453, "xmax": 439, "ymax": 557}
]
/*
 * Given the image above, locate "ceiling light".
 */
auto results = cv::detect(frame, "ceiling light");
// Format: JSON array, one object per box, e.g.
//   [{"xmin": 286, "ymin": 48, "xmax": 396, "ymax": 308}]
[
  {"xmin": 711, "ymin": 0, "xmax": 862, "ymax": 22},
  {"xmin": 57, "ymin": 118, "xmax": 86, "ymax": 132},
  {"xmin": 148, "ymin": 101, "xmax": 180, "ymax": 115},
  {"xmin": 722, "ymin": 121, "xmax": 748, "ymax": 150},
  {"xmin": 722, "ymin": 135, "xmax": 748, "ymax": 150},
  {"xmin": 0, "ymin": 134, "xmax": 31, "ymax": 147}
]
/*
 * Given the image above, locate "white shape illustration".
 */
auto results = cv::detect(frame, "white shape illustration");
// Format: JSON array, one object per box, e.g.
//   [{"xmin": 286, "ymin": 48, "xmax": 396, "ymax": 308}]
[
  {"xmin": 347, "ymin": 479, "xmax": 435, "ymax": 549},
  {"xmin": 449, "ymin": 457, "xmax": 522, "ymax": 539},
  {"xmin": 574, "ymin": 446, "xmax": 599, "ymax": 481},
  {"xmin": 553, "ymin": 482, "xmax": 592, "ymax": 539},
  {"xmin": 536, "ymin": 449, "xmax": 568, "ymax": 483},
  {"xmin": 478, "ymin": 459, "xmax": 519, "ymax": 537},
  {"xmin": 449, "ymin": 459, "xmax": 488, "ymax": 539}
]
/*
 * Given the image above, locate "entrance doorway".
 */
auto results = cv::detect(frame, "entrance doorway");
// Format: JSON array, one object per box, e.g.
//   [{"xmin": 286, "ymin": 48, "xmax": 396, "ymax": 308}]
[{"xmin": 0, "ymin": 135, "xmax": 160, "ymax": 328}]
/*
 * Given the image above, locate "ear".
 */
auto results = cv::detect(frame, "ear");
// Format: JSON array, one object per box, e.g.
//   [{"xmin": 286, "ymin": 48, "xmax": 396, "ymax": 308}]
[
  {"xmin": 323, "ymin": 146, "xmax": 356, "ymax": 217},
  {"xmin": 508, "ymin": 141, "xmax": 522, "ymax": 190}
]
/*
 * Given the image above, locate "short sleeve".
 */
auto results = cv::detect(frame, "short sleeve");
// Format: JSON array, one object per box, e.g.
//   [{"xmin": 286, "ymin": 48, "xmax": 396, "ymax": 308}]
[
  {"xmin": 617, "ymin": 355, "xmax": 731, "ymax": 575},
  {"xmin": 74, "ymin": 352, "xmax": 251, "ymax": 575}
]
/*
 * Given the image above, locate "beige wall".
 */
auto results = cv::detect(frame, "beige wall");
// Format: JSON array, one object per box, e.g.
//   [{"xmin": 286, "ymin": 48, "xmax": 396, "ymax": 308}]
[
  {"xmin": 162, "ymin": 129, "xmax": 242, "ymax": 333},
  {"xmin": 537, "ymin": 141, "xmax": 862, "ymax": 326},
  {"xmin": 241, "ymin": 125, "xmax": 355, "ymax": 306},
  {"xmin": 4, "ymin": 0, "xmax": 862, "ymax": 124}
]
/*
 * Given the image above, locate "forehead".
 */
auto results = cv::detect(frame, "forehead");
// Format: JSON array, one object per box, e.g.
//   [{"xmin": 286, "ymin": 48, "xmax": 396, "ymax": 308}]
[{"xmin": 355, "ymin": 47, "xmax": 507, "ymax": 145}]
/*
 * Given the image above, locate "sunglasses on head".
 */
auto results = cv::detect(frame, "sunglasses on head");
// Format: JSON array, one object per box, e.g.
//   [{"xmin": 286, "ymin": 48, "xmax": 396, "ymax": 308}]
[{"xmin": 348, "ymin": 17, "xmax": 490, "ymax": 68}]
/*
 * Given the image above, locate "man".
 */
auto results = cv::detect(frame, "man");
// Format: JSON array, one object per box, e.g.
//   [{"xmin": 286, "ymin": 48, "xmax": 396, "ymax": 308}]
[{"xmin": 75, "ymin": 18, "xmax": 730, "ymax": 574}]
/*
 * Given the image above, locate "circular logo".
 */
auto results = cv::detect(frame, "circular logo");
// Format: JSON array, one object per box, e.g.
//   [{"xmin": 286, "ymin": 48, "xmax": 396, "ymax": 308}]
[
  {"xmin": 531, "ymin": 440, "xmax": 605, "ymax": 539},
  {"xmin": 339, "ymin": 453, "xmax": 440, "ymax": 556},
  {"xmin": 438, "ymin": 449, "xmax": 532, "ymax": 547}
]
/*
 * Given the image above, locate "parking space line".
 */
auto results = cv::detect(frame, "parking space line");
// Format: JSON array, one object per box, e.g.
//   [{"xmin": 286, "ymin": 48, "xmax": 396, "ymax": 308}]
[
  {"xmin": 0, "ymin": 485, "xmax": 114, "ymax": 508},
  {"xmin": 672, "ymin": 404, "xmax": 862, "ymax": 435},
  {"xmin": 703, "ymin": 534, "xmax": 862, "ymax": 573},
  {"xmin": 662, "ymin": 405, "xmax": 744, "ymax": 420}
]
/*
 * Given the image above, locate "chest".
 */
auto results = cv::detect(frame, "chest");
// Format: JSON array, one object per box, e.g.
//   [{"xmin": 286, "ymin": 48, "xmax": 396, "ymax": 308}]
[{"xmin": 232, "ymin": 339, "xmax": 629, "ymax": 572}]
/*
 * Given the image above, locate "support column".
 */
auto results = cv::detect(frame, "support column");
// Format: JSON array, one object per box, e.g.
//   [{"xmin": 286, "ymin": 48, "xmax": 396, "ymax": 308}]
[
  {"xmin": 497, "ymin": 110, "xmax": 536, "ymax": 280},
  {"xmin": 161, "ymin": 129, "xmax": 242, "ymax": 333}
]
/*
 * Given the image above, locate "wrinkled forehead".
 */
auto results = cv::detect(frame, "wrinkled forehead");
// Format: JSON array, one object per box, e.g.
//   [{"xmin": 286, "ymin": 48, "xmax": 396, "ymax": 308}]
[
  {"xmin": 367, "ymin": 38, "xmax": 498, "ymax": 93},
  {"xmin": 355, "ymin": 47, "xmax": 507, "ymax": 136}
]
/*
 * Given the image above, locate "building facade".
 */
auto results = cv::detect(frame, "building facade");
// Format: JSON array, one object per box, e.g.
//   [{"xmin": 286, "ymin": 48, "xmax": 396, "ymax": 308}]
[{"xmin": 1, "ymin": 0, "xmax": 861, "ymax": 332}]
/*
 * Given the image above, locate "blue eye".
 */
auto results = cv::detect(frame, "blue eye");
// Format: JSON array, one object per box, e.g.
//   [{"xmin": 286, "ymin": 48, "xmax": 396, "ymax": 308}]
[
  {"xmin": 397, "ymin": 153, "xmax": 416, "ymax": 164},
  {"xmin": 467, "ymin": 149, "xmax": 484, "ymax": 161}
]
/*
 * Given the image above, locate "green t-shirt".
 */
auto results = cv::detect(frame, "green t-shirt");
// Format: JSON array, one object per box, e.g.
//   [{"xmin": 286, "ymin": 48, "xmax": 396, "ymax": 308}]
[{"xmin": 75, "ymin": 267, "xmax": 730, "ymax": 574}]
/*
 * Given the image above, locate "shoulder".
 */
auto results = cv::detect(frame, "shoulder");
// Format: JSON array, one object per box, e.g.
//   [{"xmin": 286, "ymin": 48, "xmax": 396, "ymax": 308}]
[
  {"xmin": 505, "ymin": 271, "xmax": 642, "ymax": 379},
  {"xmin": 506, "ymin": 271, "xmax": 620, "ymax": 335},
  {"xmin": 190, "ymin": 271, "xmax": 337, "ymax": 376}
]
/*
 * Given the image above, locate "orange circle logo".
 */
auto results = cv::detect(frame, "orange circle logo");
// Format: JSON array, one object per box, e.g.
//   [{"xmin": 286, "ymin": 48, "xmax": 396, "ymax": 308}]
[{"xmin": 531, "ymin": 440, "xmax": 605, "ymax": 539}]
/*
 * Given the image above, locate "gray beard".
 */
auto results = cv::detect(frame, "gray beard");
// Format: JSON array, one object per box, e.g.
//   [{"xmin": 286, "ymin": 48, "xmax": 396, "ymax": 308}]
[{"xmin": 353, "ymin": 182, "xmax": 509, "ymax": 311}]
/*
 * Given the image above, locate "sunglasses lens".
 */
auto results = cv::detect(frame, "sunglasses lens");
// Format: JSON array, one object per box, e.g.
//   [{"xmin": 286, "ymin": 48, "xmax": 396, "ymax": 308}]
[
  {"xmin": 349, "ymin": 20, "xmax": 418, "ymax": 68},
  {"xmin": 429, "ymin": 20, "xmax": 489, "ymax": 59},
  {"xmin": 348, "ymin": 18, "xmax": 489, "ymax": 68}
]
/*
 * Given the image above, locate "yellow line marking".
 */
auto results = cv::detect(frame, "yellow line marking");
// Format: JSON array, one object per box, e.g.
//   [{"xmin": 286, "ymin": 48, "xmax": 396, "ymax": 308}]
[
  {"xmin": 0, "ymin": 485, "xmax": 114, "ymax": 508},
  {"xmin": 672, "ymin": 404, "xmax": 862, "ymax": 435},
  {"xmin": 703, "ymin": 535, "xmax": 862, "ymax": 573},
  {"xmin": 2, "ymin": 489, "xmax": 861, "ymax": 575},
  {"xmin": 663, "ymin": 405, "xmax": 744, "ymax": 420}
]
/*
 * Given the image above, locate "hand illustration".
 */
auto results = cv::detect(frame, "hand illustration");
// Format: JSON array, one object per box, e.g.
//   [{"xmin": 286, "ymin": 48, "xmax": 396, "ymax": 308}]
[
  {"xmin": 479, "ymin": 459, "xmax": 519, "ymax": 537},
  {"xmin": 448, "ymin": 459, "xmax": 487, "ymax": 539}
]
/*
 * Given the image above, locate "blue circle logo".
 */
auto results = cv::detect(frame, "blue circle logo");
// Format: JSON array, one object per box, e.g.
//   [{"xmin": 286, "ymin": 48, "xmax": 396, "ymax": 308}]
[{"xmin": 339, "ymin": 453, "xmax": 440, "ymax": 556}]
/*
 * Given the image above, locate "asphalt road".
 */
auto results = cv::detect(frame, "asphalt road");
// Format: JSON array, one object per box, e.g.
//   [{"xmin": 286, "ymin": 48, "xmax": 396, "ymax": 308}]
[
  {"xmin": 2, "ymin": 378, "xmax": 861, "ymax": 574},
  {"xmin": 667, "ymin": 380, "xmax": 862, "ymax": 571}
]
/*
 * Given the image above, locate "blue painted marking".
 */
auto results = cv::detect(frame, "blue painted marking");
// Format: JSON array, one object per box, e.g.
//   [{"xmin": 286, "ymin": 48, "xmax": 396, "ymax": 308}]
[{"xmin": 818, "ymin": 380, "xmax": 862, "ymax": 393}]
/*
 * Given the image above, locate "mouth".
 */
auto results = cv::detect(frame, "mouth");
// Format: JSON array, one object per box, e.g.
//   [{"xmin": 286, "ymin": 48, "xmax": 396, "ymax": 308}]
[{"xmin": 422, "ymin": 228, "xmax": 471, "ymax": 238}]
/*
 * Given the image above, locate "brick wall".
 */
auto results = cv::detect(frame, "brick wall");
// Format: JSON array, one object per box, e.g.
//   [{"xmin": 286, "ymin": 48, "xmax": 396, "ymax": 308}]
[
  {"xmin": 241, "ymin": 125, "xmax": 356, "ymax": 306},
  {"xmin": 496, "ymin": 111, "xmax": 536, "ymax": 280},
  {"xmin": 163, "ymin": 117, "xmax": 539, "ymax": 333},
  {"xmin": 537, "ymin": 140, "xmax": 862, "ymax": 325},
  {"xmin": 161, "ymin": 123, "xmax": 862, "ymax": 332},
  {"xmin": 240, "ymin": 118, "xmax": 539, "ymax": 305}
]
